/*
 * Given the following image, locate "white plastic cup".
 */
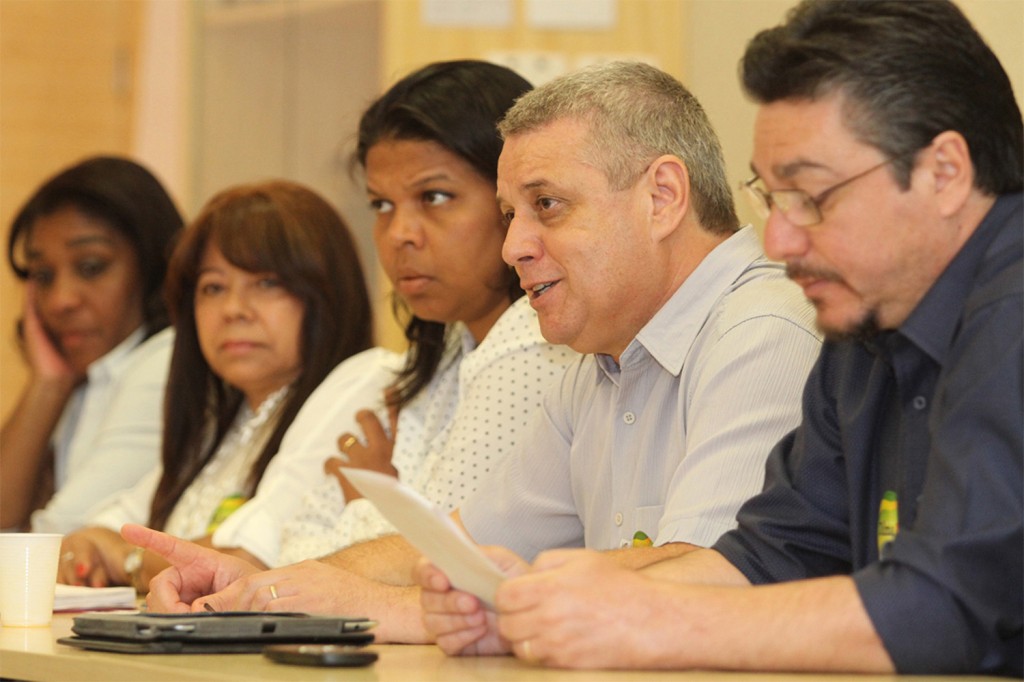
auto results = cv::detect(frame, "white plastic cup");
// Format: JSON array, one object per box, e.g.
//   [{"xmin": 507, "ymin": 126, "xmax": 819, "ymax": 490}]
[{"xmin": 0, "ymin": 533, "xmax": 62, "ymax": 627}]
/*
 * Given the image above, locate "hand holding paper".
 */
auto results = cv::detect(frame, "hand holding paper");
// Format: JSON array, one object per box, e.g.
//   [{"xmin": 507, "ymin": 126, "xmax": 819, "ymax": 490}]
[{"xmin": 340, "ymin": 468, "xmax": 505, "ymax": 606}]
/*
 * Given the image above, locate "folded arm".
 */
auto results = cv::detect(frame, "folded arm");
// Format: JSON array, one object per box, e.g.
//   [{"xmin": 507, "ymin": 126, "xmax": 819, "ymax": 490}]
[{"xmin": 494, "ymin": 548, "xmax": 891, "ymax": 671}]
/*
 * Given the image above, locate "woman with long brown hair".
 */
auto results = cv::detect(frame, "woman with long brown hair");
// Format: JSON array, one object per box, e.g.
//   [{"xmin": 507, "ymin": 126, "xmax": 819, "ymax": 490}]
[{"xmin": 58, "ymin": 180, "xmax": 372, "ymax": 588}]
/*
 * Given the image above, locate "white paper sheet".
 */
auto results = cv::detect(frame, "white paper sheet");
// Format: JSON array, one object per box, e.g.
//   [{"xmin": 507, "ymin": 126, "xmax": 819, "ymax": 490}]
[
  {"xmin": 53, "ymin": 584, "xmax": 137, "ymax": 612},
  {"xmin": 341, "ymin": 468, "xmax": 505, "ymax": 606}
]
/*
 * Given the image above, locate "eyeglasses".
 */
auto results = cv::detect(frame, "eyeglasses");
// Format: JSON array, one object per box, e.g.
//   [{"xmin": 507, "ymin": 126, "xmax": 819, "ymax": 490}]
[{"xmin": 741, "ymin": 154, "xmax": 909, "ymax": 227}]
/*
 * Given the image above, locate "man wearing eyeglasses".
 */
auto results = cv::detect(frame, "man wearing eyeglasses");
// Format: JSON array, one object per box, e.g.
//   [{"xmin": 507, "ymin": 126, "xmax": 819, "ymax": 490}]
[{"xmin": 417, "ymin": 0, "xmax": 1021, "ymax": 675}]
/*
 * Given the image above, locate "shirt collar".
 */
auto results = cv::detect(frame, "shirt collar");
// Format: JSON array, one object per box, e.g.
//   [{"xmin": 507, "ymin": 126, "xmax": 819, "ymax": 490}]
[
  {"xmin": 601, "ymin": 225, "xmax": 768, "ymax": 377},
  {"xmin": 86, "ymin": 326, "xmax": 147, "ymax": 383},
  {"xmin": 426, "ymin": 320, "xmax": 467, "ymax": 376},
  {"xmin": 457, "ymin": 319, "xmax": 483, "ymax": 356},
  {"xmin": 899, "ymin": 193, "xmax": 1022, "ymax": 364}
]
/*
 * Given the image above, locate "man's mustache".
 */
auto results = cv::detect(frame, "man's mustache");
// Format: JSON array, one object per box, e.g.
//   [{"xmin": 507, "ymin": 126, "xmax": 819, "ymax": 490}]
[{"xmin": 785, "ymin": 262, "xmax": 843, "ymax": 283}]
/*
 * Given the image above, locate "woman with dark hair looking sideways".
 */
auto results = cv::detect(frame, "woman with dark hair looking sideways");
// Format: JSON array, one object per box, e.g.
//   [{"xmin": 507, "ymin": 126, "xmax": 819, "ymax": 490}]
[{"xmin": 271, "ymin": 60, "xmax": 579, "ymax": 566}]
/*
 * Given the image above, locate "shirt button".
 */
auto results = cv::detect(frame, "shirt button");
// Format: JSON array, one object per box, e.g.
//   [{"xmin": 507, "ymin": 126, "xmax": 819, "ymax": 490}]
[
  {"xmin": 912, "ymin": 396, "xmax": 927, "ymax": 410},
  {"xmin": 614, "ymin": 512, "xmax": 623, "ymax": 526},
  {"xmin": 623, "ymin": 411, "xmax": 636, "ymax": 424}
]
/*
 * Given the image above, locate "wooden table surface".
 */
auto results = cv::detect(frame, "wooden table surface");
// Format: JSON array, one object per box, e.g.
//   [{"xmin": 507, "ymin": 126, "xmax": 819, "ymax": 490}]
[{"xmin": 0, "ymin": 613, "xmax": 1001, "ymax": 682}]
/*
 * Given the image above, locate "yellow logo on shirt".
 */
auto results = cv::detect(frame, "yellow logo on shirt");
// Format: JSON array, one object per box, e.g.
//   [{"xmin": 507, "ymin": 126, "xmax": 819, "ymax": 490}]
[
  {"xmin": 632, "ymin": 530, "xmax": 653, "ymax": 547},
  {"xmin": 206, "ymin": 493, "xmax": 247, "ymax": 534},
  {"xmin": 877, "ymin": 490, "xmax": 899, "ymax": 554}
]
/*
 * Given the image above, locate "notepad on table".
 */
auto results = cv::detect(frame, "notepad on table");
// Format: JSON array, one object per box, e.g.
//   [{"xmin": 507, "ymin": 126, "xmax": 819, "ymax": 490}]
[{"xmin": 53, "ymin": 584, "xmax": 137, "ymax": 612}]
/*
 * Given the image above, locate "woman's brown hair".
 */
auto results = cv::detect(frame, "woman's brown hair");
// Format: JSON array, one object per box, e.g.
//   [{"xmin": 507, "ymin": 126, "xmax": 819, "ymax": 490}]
[{"xmin": 149, "ymin": 180, "xmax": 373, "ymax": 531}]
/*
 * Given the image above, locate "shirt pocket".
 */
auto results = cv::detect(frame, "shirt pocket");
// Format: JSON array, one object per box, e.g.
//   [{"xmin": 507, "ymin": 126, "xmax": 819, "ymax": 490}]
[{"xmin": 630, "ymin": 504, "xmax": 664, "ymax": 546}]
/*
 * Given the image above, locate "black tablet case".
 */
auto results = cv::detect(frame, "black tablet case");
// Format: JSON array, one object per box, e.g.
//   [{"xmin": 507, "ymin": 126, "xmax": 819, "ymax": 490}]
[{"xmin": 58, "ymin": 612, "xmax": 375, "ymax": 654}]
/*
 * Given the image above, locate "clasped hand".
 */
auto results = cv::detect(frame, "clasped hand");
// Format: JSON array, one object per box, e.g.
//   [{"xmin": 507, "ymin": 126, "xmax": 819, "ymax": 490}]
[{"xmin": 416, "ymin": 547, "xmax": 655, "ymax": 668}]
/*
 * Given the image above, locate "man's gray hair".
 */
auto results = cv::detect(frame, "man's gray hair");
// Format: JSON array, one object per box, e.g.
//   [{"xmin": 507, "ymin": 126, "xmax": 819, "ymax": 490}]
[{"xmin": 498, "ymin": 61, "xmax": 738, "ymax": 233}]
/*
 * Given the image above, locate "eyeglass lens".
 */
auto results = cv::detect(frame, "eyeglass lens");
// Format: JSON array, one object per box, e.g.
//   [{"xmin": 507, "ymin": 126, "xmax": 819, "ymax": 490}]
[{"xmin": 742, "ymin": 183, "xmax": 822, "ymax": 226}]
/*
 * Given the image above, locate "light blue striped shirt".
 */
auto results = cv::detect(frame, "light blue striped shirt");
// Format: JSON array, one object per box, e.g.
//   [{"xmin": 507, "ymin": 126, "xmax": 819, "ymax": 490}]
[{"xmin": 461, "ymin": 226, "xmax": 822, "ymax": 560}]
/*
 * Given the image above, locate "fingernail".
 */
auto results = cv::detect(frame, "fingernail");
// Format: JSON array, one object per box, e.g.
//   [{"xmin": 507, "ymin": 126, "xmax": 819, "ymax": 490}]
[{"xmin": 75, "ymin": 563, "xmax": 88, "ymax": 578}]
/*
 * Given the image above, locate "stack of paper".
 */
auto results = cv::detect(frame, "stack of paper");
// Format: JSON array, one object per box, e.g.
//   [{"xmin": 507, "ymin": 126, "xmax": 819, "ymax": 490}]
[{"xmin": 53, "ymin": 584, "xmax": 137, "ymax": 612}]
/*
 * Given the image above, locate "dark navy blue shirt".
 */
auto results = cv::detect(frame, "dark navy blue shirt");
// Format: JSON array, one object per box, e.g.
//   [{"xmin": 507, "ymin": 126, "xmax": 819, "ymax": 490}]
[{"xmin": 714, "ymin": 193, "xmax": 1023, "ymax": 676}]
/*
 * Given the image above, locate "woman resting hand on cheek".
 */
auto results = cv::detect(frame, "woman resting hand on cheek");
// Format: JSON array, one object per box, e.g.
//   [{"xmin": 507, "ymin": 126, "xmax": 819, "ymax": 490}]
[{"xmin": 0, "ymin": 156, "xmax": 182, "ymax": 534}]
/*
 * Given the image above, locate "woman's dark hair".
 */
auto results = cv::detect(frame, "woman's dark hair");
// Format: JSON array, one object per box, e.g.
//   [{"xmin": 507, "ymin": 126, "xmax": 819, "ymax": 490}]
[
  {"xmin": 355, "ymin": 60, "xmax": 532, "ymax": 408},
  {"xmin": 741, "ymin": 0, "xmax": 1023, "ymax": 194},
  {"xmin": 149, "ymin": 180, "xmax": 373, "ymax": 531},
  {"xmin": 7, "ymin": 155, "xmax": 184, "ymax": 336}
]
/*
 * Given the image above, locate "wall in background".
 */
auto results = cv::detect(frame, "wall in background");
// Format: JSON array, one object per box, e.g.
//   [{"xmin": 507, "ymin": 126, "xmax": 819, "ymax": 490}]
[
  {"xmin": 0, "ymin": 0, "xmax": 143, "ymax": 421},
  {"xmin": 2, "ymin": 0, "xmax": 1022, "ymax": 422},
  {"xmin": 686, "ymin": 0, "xmax": 1024, "ymax": 233},
  {"xmin": 373, "ymin": 0, "xmax": 690, "ymax": 349},
  {"xmin": 191, "ymin": 0, "xmax": 382, "ymax": 312}
]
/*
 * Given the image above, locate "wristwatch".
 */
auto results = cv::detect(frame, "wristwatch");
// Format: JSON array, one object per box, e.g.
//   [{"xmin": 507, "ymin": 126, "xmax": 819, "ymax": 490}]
[{"xmin": 123, "ymin": 547, "xmax": 145, "ymax": 593}]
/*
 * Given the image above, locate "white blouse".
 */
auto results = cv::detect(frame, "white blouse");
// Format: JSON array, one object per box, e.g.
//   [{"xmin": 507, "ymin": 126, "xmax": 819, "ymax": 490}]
[
  {"xmin": 31, "ymin": 327, "xmax": 172, "ymax": 534},
  {"xmin": 277, "ymin": 296, "xmax": 578, "ymax": 565},
  {"xmin": 163, "ymin": 386, "xmax": 289, "ymax": 539},
  {"xmin": 89, "ymin": 348, "xmax": 402, "ymax": 567}
]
